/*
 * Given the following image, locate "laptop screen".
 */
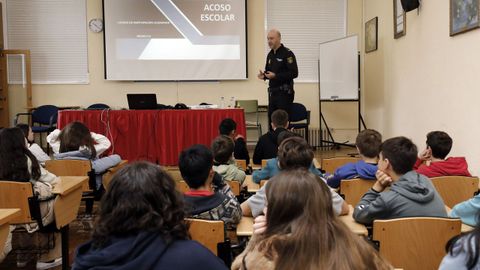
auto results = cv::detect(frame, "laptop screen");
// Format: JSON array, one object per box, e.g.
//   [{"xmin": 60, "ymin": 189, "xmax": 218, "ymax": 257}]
[{"xmin": 127, "ymin": 94, "xmax": 158, "ymax": 110}]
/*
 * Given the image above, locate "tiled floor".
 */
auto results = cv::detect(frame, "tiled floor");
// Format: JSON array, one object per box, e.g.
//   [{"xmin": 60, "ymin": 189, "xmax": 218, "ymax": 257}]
[{"xmin": 0, "ymin": 146, "xmax": 356, "ymax": 269}]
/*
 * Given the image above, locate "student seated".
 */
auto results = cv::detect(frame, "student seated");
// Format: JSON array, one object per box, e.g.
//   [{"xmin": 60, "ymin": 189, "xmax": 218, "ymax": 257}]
[
  {"xmin": 17, "ymin": 123, "xmax": 51, "ymax": 165},
  {"xmin": 47, "ymin": 121, "xmax": 121, "ymax": 189},
  {"xmin": 326, "ymin": 129, "xmax": 382, "ymax": 188},
  {"xmin": 72, "ymin": 162, "xmax": 227, "ymax": 270},
  {"xmin": 414, "ymin": 131, "xmax": 471, "ymax": 178},
  {"xmin": 252, "ymin": 131, "xmax": 323, "ymax": 184},
  {"xmin": 449, "ymin": 194, "xmax": 480, "ymax": 226},
  {"xmin": 353, "ymin": 136, "xmax": 448, "ymax": 225},
  {"xmin": 242, "ymin": 136, "xmax": 349, "ymax": 217},
  {"xmin": 180, "ymin": 145, "xmax": 242, "ymax": 230},
  {"xmin": 219, "ymin": 118, "xmax": 250, "ymax": 167},
  {"xmin": 440, "ymin": 213, "xmax": 480, "ymax": 269},
  {"xmin": 252, "ymin": 109, "xmax": 289, "ymax": 165},
  {"xmin": 0, "ymin": 128, "xmax": 61, "ymax": 269},
  {"xmin": 232, "ymin": 170, "xmax": 392, "ymax": 270},
  {"xmin": 211, "ymin": 135, "xmax": 246, "ymax": 184}
]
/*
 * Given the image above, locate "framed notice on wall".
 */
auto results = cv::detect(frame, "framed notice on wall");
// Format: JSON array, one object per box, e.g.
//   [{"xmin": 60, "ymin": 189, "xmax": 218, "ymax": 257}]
[{"xmin": 394, "ymin": 0, "xmax": 406, "ymax": 38}]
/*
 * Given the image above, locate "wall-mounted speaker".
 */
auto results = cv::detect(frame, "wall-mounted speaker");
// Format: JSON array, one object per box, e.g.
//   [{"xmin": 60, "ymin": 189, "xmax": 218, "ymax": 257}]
[{"xmin": 401, "ymin": 0, "xmax": 420, "ymax": 12}]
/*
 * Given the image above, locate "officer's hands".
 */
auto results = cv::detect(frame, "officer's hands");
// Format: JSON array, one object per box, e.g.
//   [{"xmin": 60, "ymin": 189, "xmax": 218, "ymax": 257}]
[
  {"xmin": 265, "ymin": 71, "xmax": 276, "ymax": 79},
  {"xmin": 257, "ymin": 70, "xmax": 265, "ymax": 80}
]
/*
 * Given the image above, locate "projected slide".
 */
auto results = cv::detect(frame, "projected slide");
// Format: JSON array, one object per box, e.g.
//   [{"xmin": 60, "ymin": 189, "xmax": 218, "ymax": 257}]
[{"xmin": 104, "ymin": 0, "xmax": 247, "ymax": 81}]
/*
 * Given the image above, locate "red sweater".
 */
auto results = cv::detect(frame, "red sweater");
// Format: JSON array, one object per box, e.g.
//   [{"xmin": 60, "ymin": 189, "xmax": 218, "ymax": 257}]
[{"xmin": 414, "ymin": 157, "xmax": 471, "ymax": 178}]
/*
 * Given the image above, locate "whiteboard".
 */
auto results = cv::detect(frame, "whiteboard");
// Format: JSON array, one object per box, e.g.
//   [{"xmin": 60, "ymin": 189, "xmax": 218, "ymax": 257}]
[{"xmin": 319, "ymin": 35, "xmax": 358, "ymax": 100}]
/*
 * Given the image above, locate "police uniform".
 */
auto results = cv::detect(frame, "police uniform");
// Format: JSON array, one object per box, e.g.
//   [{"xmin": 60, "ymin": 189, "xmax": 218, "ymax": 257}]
[{"xmin": 264, "ymin": 43, "xmax": 298, "ymax": 128}]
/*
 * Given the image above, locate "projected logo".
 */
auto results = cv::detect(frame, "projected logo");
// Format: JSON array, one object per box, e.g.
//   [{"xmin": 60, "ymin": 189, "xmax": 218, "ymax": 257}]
[{"xmin": 117, "ymin": 0, "xmax": 242, "ymax": 61}]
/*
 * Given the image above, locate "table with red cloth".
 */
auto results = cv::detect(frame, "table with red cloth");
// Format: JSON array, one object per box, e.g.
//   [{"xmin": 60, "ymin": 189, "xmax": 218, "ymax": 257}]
[{"xmin": 57, "ymin": 109, "xmax": 246, "ymax": 166}]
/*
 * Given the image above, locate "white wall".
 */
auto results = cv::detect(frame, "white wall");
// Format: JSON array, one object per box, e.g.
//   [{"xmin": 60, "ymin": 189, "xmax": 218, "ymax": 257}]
[
  {"xmin": 364, "ymin": 0, "xmax": 480, "ymax": 175},
  {"xmin": 7, "ymin": 0, "xmax": 363, "ymax": 142}
]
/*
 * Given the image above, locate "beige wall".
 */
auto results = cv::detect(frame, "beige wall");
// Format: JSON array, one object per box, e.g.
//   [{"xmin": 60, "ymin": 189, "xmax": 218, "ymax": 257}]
[
  {"xmin": 363, "ymin": 0, "xmax": 480, "ymax": 175},
  {"xmin": 8, "ymin": 0, "xmax": 363, "ymax": 142}
]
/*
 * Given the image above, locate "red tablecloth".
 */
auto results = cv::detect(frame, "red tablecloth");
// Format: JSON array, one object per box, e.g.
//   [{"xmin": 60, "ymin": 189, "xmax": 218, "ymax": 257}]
[{"xmin": 57, "ymin": 109, "xmax": 246, "ymax": 166}]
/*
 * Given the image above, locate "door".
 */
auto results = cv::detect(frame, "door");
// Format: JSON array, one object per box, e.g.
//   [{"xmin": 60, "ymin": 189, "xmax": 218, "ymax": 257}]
[{"xmin": 0, "ymin": 2, "xmax": 9, "ymax": 128}]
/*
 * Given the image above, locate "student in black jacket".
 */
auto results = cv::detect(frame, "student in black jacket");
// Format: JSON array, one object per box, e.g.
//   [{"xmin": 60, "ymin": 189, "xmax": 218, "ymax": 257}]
[
  {"xmin": 219, "ymin": 118, "xmax": 250, "ymax": 166},
  {"xmin": 73, "ymin": 162, "xmax": 227, "ymax": 270},
  {"xmin": 252, "ymin": 109, "xmax": 289, "ymax": 165}
]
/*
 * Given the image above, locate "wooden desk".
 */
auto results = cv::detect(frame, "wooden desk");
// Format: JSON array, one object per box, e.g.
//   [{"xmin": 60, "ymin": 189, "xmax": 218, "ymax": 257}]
[
  {"xmin": 0, "ymin": 209, "xmax": 20, "ymax": 255},
  {"xmin": 445, "ymin": 206, "xmax": 474, "ymax": 233},
  {"xmin": 52, "ymin": 176, "xmax": 87, "ymax": 229},
  {"xmin": 338, "ymin": 205, "xmax": 368, "ymax": 236},
  {"xmin": 244, "ymin": 175, "xmax": 260, "ymax": 193},
  {"xmin": 235, "ymin": 205, "xmax": 368, "ymax": 237},
  {"xmin": 236, "ymin": 216, "xmax": 254, "ymax": 237}
]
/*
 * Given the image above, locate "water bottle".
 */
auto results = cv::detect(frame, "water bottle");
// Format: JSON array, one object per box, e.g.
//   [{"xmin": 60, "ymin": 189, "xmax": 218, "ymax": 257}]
[
  {"xmin": 229, "ymin": 96, "xmax": 235, "ymax": 108},
  {"xmin": 220, "ymin": 96, "xmax": 225, "ymax": 108}
]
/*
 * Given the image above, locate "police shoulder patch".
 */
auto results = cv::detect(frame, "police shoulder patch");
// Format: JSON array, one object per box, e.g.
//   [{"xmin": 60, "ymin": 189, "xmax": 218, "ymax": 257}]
[{"xmin": 287, "ymin": 56, "xmax": 294, "ymax": 64}]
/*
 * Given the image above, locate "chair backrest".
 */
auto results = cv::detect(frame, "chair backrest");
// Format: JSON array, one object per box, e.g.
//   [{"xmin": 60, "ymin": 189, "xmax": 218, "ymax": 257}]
[
  {"xmin": 340, "ymin": 178, "xmax": 375, "ymax": 205},
  {"xmin": 31, "ymin": 105, "xmax": 59, "ymax": 125},
  {"xmin": 102, "ymin": 160, "xmax": 128, "ymax": 189},
  {"xmin": 177, "ymin": 181, "xmax": 190, "ymax": 193},
  {"xmin": 227, "ymin": 181, "xmax": 240, "ymax": 196},
  {"xmin": 321, "ymin": 157, "xmax": 360, "ymax": 174},
  {"xmin": 236, "ymin": 159, "xmax": 247, "ymax": 171},
  {"xmin": 235, "ymin": 100, "xmax": 258, "ymax": 113},
  {"xmin": 45, "ymin": 160, "xmax": 93, "ymax": 191},
  {"xmin": 430, "ymin": 176, "xmax": 480, "ymax": 208},
  {"xmin": 87, "ymin": 103, "xmax": 110, "ymax": 110},
  {"xmin": 187, "ymin": 218, "xmax": 225, "ymax": 255},
  {"xmin": 289, "ymin": 103, "xmax": 308, "ymax": 122},
  {"xmin": 261, "ymin": 159, "xmax": 268, "ymax": 168},
  {"xmin": 0, "ymin": 181, "xmax": 34, "ymax": 224},
  {"xmin": 373, "ymin": 217, "xmax": 461, "ymax": 270},
  {"xmin": 167, "ymin": 169, "xmax": 184, "ymax": 182}
]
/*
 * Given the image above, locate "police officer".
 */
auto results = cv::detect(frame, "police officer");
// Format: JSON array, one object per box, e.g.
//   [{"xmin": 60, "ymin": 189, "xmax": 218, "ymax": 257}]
[{"xmin": 258, "ymin": 29, "xmax": 298, "ymax": 130}]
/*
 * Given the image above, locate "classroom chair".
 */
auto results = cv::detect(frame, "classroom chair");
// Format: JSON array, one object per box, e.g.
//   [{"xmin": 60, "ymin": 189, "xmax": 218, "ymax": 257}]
[
  {"xmin": 236, "ymin": 159, "xmax": 247, "ymax": 171},
  {"xmin": 0, "ymin": 179, "xmax": 84, "ymax": 269},
  {"xmin": 321, "ymin": 156, "xmax": 360, "ymax": 174},
  {"xmin": 187, "ymin": 218, "xmax": 244, "ymax": 267},
  {"xmin": 45, "ymin": 160, "xmax": 97, "ymax": 214},
  {"xmin": 430, "ymin": 176, "xmax": 479, "ymax": 208},
  {"xmin": 372, "ymin": 217, "xmax": 461, "ymax": 270},
  {"xmin": 288, "ymin": 103, "xmax": 310, "ymax": 142},
  {"xmin": 102, "ymin": 160, "xmax": 129, "ymax": 189},
  {"xmin": 339, "ymin": 178, "xmax": 375, "ymax": 205},
  {"xmin": 235, "ymin": 100, "xmax": 262, "ymax": 143}
]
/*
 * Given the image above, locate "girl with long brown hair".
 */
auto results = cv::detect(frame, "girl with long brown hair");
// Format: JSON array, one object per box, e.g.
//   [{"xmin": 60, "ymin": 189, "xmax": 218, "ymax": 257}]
[{"xmin": 232, "ymin": 169, "xmax": 391, "ymax": 270}]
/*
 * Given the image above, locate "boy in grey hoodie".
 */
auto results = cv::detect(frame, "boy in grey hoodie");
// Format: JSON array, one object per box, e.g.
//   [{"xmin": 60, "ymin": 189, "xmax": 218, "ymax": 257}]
[{"xmin": 353, "ymin": 136, "xmax": 447, "ymax": 225}]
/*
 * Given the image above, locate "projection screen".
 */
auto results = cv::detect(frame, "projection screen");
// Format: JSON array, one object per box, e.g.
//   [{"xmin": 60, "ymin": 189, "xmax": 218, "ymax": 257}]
[{"xmin": 103, "ymin": 0, "xmax": 247, "ymax": 81}]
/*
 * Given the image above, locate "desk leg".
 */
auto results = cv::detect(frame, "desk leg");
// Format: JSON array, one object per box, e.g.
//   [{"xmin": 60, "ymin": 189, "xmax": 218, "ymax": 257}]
[{"xmin": 61, "ymin": 225, "xmax": 69, "ymax": 270}]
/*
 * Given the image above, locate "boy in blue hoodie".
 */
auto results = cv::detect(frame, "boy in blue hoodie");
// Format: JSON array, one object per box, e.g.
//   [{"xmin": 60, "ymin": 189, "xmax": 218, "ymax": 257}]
[{"xmin": 326, "ymin": 129, "xmax": 382, "ymax": 188}]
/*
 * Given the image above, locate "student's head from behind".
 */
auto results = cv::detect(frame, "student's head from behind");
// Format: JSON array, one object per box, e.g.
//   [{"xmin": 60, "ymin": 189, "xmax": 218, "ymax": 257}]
[
  {"xmin": 211, "ymin": 135, "xmax": 234, "ymax": 164},
  {"xmin": 92, "ymin": 162, "xmax": 187, "ymax": 248},
  {"xmin": 179, "ymin": 144, "xmax": 214, "ymax": 189},
  {"xmin": 59, "ymin": 121, "xmax": 96, "ymax": 158},
  {"xmin": 355, "ymin": 129, "xmax": 382, "ymax": 158},
  {"xmin": 271, "ymin": 109, "xmax": 289, "ymax": 129},
  {"xmin": 277, "ymin": 136, "xmax": 314, "ymax": 170},
  {"xmin": 426, "ymin": 131, "xmax": 452, "ymax": 159},
  {"xmin": 261, "ymin": 169, "xmax": 391, "ymax": 269},
  {"xmin": 0, "ymin": 127, "xmax": 40, "ymax": 181},
  {"xmin": 16, "ymin": 123, "xmax": 34, "ymax": 143},
  {"xmin": 276, "ymin": 130, "xmax": 301, "ymax": 146},
  {"xmin": 379, "ymin": 136, "xmax": 417, "ymax": 176},
  {"xmin": 265, "ymin": 170, "xmax": 333, "ymax": 232},
  {"xmin": 219, "ymin": 118, "xmax": 236, "ymax": 137}
]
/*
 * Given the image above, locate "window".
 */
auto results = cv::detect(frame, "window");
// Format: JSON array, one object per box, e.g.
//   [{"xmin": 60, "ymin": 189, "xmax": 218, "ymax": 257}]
[
  {"xmin": 6, "ymin": 0, "xmax": 88, "ymax": 84},
  {"xmin": 266, "ymin": 0, "xmax": 346, "ymax": 82}
]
